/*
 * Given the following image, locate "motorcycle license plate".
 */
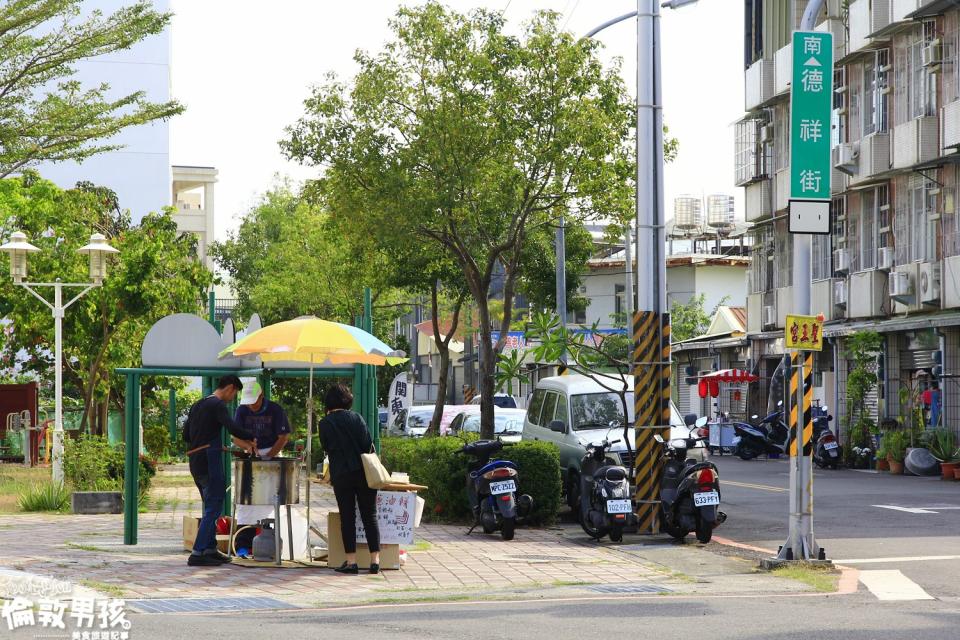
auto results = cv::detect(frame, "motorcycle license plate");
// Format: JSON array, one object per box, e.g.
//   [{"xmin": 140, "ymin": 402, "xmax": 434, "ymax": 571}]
[
  {"xmin": 606, "ymin": 499, "xmax": 632, "ymax": 514},
  {"xmin": 824, "ymin": 442, "xmax": 839, "ymax": 450},
  {"xmin": 693, "ymin": 491, "xmax": 720, "ymax": 507},
  {"xmin": 490, "ymin": 480, "xmax": 516, "ymax": 495}
]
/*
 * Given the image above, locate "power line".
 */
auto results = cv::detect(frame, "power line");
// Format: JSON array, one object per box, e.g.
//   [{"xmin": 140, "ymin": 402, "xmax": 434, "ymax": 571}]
[{"xmin": 561, "ymin": 0, "xmax": 581, "ymax": 30}]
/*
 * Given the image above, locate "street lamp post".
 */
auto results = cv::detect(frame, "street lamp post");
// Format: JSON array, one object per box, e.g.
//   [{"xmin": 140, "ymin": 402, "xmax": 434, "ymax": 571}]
[{"xmin": 0, "ymin": 232, "xmax": 119, "ymax": 485}]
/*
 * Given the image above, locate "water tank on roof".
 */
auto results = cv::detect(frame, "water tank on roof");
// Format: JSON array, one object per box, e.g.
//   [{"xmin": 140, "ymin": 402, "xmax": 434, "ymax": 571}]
[
  {"xmin": 706, "ymin": 194, "xmax": 735, "ymax": 228},
  {"xmin": 674, "ymin": 196, "xmax": 702, "ymax": 230}
]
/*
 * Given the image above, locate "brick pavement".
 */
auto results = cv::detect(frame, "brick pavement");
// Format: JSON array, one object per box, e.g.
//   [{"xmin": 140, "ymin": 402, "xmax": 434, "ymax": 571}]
[{"xmin": 0, "ymin": 465, "xmax": 801, "ymax": 608}]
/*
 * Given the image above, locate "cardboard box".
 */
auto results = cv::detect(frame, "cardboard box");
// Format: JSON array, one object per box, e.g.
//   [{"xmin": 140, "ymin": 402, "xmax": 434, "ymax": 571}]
[
  {"xmin": 182, "ymin": 516, "xmax": 230, "ymax": 554},
  {"xmin": 326, "ymin": 512, "xmax": 400, "ymax": 570}
]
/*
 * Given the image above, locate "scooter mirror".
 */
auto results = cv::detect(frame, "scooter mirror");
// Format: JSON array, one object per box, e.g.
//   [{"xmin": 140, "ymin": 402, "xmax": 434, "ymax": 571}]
[
  {"xmin": 777, "ymin": 400, "xmax": 784, "ymax": 408},
  {"xmin": 751, "ymin": 414, "xmax": 759, "ymax": 420},
  {"xmin": 821, "ymin": 405, "xmax": 828, "ymax": 413},
  {"xmin": 695, "ymin": 416, "xmax": 709, "ymax": 428}
]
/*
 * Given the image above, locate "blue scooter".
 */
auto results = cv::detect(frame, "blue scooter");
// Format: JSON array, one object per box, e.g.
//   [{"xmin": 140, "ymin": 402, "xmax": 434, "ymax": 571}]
[{"xmin": 458, "ymin": 439, "xmax": 533, "ymax": 540}]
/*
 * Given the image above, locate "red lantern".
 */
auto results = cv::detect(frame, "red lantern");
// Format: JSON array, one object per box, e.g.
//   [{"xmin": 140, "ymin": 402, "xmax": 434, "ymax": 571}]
[
  {"xmin": 698, "ymin": 379, "xmax": 708, "ymax": 399},
  {"xmin": 709, "ymin": 380, "xmax": 720, "ymax": 398}
]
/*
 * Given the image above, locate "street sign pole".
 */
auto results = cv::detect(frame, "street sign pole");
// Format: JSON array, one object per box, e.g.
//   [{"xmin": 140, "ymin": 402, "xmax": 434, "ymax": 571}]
[{"xmin": 780, "ymin": 4, "xmax": 831, "ymax": 562}]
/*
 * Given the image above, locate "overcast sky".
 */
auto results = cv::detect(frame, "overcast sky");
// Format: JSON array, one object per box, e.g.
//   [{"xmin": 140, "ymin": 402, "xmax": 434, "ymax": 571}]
[{"xmin": 168, "ymin": 0, "xmax": 744, "ymax": 242}]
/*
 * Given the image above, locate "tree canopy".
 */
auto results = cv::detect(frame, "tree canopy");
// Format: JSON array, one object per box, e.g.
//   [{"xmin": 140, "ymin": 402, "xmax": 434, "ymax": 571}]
[
  {"xmin": 283, "ymin": 4, "xmax": 644, "ymax": 437},
  {"xmin": 0, "ymin": 173, "xmax": 211, "ymax": 431},
  {"xmin": 0, "ymin": 0, "xmax": 182, "ymax": 178}
]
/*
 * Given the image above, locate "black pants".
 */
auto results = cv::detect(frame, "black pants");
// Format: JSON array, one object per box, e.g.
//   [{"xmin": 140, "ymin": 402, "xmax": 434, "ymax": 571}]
[{"xmin": 332, "ymin": 469, "xmax": 380, "ymax": 554}]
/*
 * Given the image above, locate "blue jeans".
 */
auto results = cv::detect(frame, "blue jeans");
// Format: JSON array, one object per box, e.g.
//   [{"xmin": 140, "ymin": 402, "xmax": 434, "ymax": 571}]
[{"xmin": 189, "ymin": 446, "xmax": 225, "ymax": 554}]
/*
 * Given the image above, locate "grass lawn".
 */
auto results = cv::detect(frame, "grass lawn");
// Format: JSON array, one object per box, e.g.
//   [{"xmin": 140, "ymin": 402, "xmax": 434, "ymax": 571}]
[{"xmin": 0, "ymin": 464, "xmax": 54, "ymax": 514}]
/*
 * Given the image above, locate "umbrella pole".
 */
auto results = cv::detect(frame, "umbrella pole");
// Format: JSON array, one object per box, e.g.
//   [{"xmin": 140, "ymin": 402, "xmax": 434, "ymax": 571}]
[{"xmin": 306, "ymin": 361, "xmax": 314, "ymax": 561}]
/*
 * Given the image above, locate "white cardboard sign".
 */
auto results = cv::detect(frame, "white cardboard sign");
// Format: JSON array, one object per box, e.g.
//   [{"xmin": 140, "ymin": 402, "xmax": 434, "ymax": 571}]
[{"xmin": 355, "ymin": 491, "xmax": 415, "ymax": 545}]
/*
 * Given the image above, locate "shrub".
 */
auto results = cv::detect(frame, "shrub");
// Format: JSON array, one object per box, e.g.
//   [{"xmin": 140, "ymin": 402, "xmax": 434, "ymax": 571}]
[
  {"xmin": 886, "ymin": 431, "xmax": 908, "ymax": 463},
  {"xmin": 64, "ymin": 435, "xmax": 155, "ymax": 495},
  {"xmin": 18, "ymin": 482, "xmax": 70, "ymax": 512},
  {"xmin": 143, "ymin": 424, "xmax": 171, "ymax": 460},
  {"xmin": 378, "ymin": 436, "xmax": 562, "ymax": 525},
  {"xmin": 499, "ymin": 441, "xmax": 562, "ymax": 525},
  {"xmin": 64, "ymin": 434, "xmax": 116, "ymax": 491}
]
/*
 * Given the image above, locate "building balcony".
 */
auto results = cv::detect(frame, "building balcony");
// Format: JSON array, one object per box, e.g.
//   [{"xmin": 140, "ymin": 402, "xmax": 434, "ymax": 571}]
[
  {"xmin": 848, "ymin": 132, "xmax": 891, "ymax": 185},
  {"xmin": 774, "ymin": 44, "xmax": 791, "ymax": 97},
  {"xmin": 892, "ymin": 117, "xmax": 939, "ymax": 169},
  {"xmin": 942, "ymin": 99, "xmax": 960, "ymax": 153},
  {"xmin": 744, "ymin": 179, "xmax": 773, "ymax": 223},
  {"xmin": 848, "ymin": 269, "xmax": 888, "ymax": 318},
  {"xmin": 849, "ymin": 0, "xmax": 890, "ymax": 54}
]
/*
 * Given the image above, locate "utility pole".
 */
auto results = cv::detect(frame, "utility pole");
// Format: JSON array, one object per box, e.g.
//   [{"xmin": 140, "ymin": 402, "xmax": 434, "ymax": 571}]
[
  {"xmin": 775, "ymin": 0, "xmax": 829, "ymax": 564},
  {"xmin": 555, "ymin": 212, "xmax": 567, "ymax": 364}
]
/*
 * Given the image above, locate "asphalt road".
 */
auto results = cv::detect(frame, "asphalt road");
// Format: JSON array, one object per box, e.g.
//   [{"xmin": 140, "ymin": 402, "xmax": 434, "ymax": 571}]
[
  {"xmin": 711, "ymin": 454, "xmax": 960, "ymax": 601},
  {"xmin": 122, "ymin": 595, "xmax": 959, "ymax": 640}
]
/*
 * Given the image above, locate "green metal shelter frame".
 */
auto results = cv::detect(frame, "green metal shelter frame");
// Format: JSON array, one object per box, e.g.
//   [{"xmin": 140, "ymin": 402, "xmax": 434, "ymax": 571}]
[{"xmin": 117, "ymin": 288, "xmax": 382, "ymax": 545}]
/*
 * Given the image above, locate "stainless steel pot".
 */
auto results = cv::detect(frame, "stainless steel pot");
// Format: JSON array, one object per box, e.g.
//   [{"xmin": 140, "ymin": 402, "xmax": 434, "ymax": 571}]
[{"xmin": 234, "ymin": 458, "xmax": 300, "ymax": 505}]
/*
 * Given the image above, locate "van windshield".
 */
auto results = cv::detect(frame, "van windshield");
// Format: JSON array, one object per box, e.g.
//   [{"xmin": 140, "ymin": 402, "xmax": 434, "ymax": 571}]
[{"xmin": 570, "ymin": 392, "xmax": 634, "ymax": 431}]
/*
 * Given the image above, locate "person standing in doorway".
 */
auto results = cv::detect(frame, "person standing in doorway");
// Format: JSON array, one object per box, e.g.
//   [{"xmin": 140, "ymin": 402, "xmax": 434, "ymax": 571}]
[
  {"xmin": 184, "ymin": 375, "xmax": 256, "ymax": 567},
  {"xmin": 318, "ymin": 383, "xmax": 381, "ymax": 574},
  {"xmin": 926, "ymin": 380, "xmax": 942, "ymax": 428}
]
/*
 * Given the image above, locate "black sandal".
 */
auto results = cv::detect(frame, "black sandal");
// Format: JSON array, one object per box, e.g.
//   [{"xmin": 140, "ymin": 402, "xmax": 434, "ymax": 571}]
[
  {"xmin": 335, "ymin": 562, "xmax": 359, "ymax": 575},
  {"xmin": 369, "ymin": 563, "xmax": 380, "ymax": 575}
]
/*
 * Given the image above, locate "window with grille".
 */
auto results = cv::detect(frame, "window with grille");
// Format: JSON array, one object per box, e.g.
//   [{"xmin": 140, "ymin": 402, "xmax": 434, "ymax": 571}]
[
  {"xmin": 749, "ymin": 224, "xmax": 773, "ymax": 294},
  {"xmin": 774, "ymin": 218, "xmax": 793, "ymax": 289},
  {"xmin": 832, "ymin": 67, "xmax": 846, "ymax": 147},
  {"xmin": 863, "ymin": 50, "xmax": 890, "ymax": 136},
  {"xmin": 735, "ymin": 119, "xmax": 764, "ymax": 184},
  {"xmin": 907, "ymin": 175, "xmax": 937, "ymax": 263},
  {"xmin": 812, "ymin": 234, "xmax": 832, "ymax": 280},
  {"xmin": 909, "ymin": 25, "xmax": 937, "ymax": 119},
  {"xmin": 774, "ymin": 104, "xmax": 789, "ymax": 172}
]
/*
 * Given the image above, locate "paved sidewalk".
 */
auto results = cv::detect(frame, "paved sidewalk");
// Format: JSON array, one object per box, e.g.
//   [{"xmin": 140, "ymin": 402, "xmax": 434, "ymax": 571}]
[{"xmin": 0, "ymin": 464, "xmax": 814, "ymax": 608}]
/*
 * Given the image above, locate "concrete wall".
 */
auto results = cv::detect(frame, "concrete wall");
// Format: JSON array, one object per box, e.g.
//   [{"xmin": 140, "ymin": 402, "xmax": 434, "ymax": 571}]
[{"xmin": 32, "ymin": 0, "xmax": 172, "ymax": 222}]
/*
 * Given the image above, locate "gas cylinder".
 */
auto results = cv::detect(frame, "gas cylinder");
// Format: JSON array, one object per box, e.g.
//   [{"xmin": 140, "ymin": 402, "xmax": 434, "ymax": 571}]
[{"xmin": 252, "ymin": 519, "xmax": 282, "ymax": 562}]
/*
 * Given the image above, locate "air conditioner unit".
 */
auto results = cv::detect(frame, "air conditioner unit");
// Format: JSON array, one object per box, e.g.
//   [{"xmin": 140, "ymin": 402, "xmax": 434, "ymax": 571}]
[
  {"xmin": 922, "ymin": 40, "xmax": 943, "ymax": 69},
  {"xmin": 833, "ymin": 279, "xmax": 848, "ymax": 307},
  {"xmin": 759, "ymin": 125, "xmax": 773, "ymax": 144},
  {"xmin": 834, "ymin": 248, "xmax": 850, "ymax": 274},
  {"xmin": 834, "ymin": 143, "xmax": 859, "ymax": 175},
  {"xmin": 889, "ymin": 270, "xmax": 912, "ymax": 298},
  {"xmin": 762, "ymin": 305, "xmax": 777, "ymax": 328},
  {"xmin": 877, "ymin": 247, "xmax": 895, "ymax": 271},
  {"xmin": 920, "ymin": 261, "xmax": 941, "ymax": 304}
]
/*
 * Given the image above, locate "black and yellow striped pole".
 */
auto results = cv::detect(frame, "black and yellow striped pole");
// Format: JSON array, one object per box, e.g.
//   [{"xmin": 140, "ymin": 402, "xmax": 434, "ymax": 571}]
[
  {"xmin": 632, "ymin": 311, "xmax": 671, "ymax": 534},
  {"xmin": 776, "ymin": 349, "xmax": 821, "ymax": 561}
]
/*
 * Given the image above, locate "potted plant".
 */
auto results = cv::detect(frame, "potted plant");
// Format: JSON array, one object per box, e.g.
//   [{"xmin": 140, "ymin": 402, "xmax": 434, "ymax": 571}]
[
  {"xmin": 924, "ymin": 428, "xmax": 959, "ymax": 479},
  {"xmin": 887, "ymin": 431, "xmax": 907, "ymax": 475},
  {"xmin": 875, "ymin": 439, "xmax": 889, "ymax": 471}
]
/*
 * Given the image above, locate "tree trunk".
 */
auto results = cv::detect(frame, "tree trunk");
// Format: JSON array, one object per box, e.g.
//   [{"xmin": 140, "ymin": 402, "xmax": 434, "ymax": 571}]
[
  {"xmin": 427, "ymin": 285, "xmax": 464, "ymax": 436},
  {"xmin": 476, "ymin": 298, "xmax": 496, "ymax": 440}
]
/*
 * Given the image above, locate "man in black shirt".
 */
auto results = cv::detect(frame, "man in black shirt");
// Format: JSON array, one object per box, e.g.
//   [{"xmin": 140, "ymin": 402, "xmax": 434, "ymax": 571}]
[{"xmin": 184, "ymin": 375, "xmax": 256, "ymax": 566}]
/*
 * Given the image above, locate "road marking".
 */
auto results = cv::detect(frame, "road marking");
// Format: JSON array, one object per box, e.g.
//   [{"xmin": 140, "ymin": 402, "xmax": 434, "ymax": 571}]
[
  {"xmin": 724, "ymin": 480, "xmax": 788, "ymax": 493},
  {"xmin": 836, "ymin": 555, "xmax": 960, "ymax": 564},
  {"xmin": 858, "ymin": 570, "xmax": 934, "ymax": 601},
  {"xmin": 872, "ymin": 505, "xmax": 938, "ymax": 514}
]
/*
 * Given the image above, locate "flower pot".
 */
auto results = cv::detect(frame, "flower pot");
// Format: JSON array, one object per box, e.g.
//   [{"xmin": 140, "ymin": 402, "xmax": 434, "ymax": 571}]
[
  {"xmin": 953, "ymin": 467, "xmax": 960, "ymax": 481},
  {"xmin": 876, "ymin": 458, "xmax": 890, "ymax": 471},
  {"xmin": 889, "ymin": 460, "xmax": 905, "ymax": 475},
  {"xmin": 941, "ymin": 462, "xmax": 958, "ymax": 480}
]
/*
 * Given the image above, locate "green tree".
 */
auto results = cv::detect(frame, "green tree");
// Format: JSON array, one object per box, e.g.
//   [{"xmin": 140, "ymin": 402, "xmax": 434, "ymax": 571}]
[
  {"xmin": 0, "ymin": 0, "xmax": 183, "ymax": 177},
  {"xmin": 283, "ymin": 5, "xmax": 643, "ymax": 439},
  {"xmin": 669, "ymin": 294, "xmax": 730, "ymax": 342},
  {"xmin": 843, "ymin": 330, "xmax": 883, "ymax": 464},
  {"xmin": 0, "ymin": 173, "xmax": 211, "ymax": 433}
]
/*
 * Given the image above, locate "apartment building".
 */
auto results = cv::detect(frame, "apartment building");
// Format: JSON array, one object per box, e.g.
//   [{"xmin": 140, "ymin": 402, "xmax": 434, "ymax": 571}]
[{"xmin": 738, "ymin": 0, "xmax": 960, "ymax": 426}]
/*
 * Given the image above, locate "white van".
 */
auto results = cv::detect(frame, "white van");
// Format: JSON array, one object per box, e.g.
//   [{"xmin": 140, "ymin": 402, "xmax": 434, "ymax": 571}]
[{"xmin": 522, "ymin": 374, "xmax": 704, "ymax": 508}]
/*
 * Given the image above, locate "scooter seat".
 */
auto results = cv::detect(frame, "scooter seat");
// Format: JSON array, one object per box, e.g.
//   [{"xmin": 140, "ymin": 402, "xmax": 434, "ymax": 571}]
[{"xmin": 594, "ymin": 465, "xmax": 627, "ymax": 482}]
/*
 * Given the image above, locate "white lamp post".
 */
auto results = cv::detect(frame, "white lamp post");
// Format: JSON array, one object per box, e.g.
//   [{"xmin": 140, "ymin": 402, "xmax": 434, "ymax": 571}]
[{"xmin": 0, "ymin": 231, "xmax": 120, "ymax": 485}]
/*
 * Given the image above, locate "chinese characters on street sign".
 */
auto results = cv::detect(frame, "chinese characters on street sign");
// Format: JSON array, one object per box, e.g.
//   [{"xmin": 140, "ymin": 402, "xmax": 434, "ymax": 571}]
[
  {"xmin": 789, "ymin": 31, "xmax": 833, "ymax": 235},
  {"xmin": 785, "ymin": 314, "xmax": 824, "ymax": 352}
]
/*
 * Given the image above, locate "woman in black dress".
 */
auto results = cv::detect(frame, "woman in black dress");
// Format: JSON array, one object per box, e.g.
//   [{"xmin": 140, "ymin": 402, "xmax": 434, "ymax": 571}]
[{"xmin": 318, "ymin": 383, "xmax": 381, "ymax": 574}]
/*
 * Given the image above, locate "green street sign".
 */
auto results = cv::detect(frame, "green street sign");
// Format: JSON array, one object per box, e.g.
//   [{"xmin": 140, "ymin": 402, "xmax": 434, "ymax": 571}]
[{"xmin": 789, "ymin": 31, "xmax": 833, "ymax": 202}]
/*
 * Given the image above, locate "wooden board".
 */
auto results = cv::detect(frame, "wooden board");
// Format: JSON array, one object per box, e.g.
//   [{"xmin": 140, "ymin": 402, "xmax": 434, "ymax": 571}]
[{"xmin": 309, "ymin": 477, "xmax": 427, "ymax": 491}]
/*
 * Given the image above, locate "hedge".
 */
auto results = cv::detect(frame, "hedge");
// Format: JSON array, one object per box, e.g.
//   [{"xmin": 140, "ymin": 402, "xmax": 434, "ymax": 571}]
[{"xmin": 378, "ymin": 436, "xmax": 562, "ymax": 525}]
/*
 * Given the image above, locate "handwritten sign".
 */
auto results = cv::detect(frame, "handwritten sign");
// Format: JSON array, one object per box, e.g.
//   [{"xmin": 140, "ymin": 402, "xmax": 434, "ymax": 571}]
[
  {"xmin": 356, "ymin": 491, "xmax": 414, "ymax": 544},
  {"xmin": 785, "ymin": 314, "xmax": 824, "ymax": 352}
]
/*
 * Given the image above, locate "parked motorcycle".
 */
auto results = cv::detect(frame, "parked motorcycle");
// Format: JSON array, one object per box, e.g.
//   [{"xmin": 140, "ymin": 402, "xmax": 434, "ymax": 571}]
[
  {"xmin": 732, "ymin": 401, "xmax": 790, "ymax": 460},
  {"xmin": 656, "ymin": 417, "xmax": 726, "ymax": 543},
  {"xmin": 579, "ymin": 430, "xmax": 638, "ymax": 542},
  {"xmin": 812, "ymin": 405, "xmax": 840, "ymax": 469},
  {"xmin": 458, "ymin": 439, "xmax": 533, "ymax": 541}
]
